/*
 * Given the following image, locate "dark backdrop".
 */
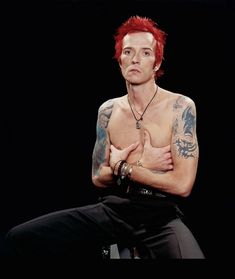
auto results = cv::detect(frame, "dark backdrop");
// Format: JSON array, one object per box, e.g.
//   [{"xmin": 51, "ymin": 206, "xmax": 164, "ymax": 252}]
[{"xmin": 3, "ymin": 0, "xmax": 234, "ymax": 259}]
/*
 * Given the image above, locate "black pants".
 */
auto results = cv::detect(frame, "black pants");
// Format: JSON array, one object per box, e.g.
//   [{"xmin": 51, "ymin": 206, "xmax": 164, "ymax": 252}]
[{"xmin": 5, "ymin": 194, "xmax": 205, "ymax": 258}]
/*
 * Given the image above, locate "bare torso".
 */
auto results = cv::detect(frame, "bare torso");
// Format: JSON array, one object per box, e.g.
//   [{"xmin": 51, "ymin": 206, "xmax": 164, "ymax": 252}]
[{"xmin": 108, "ymin": 87, "xmax": 181, "ymax": 164}]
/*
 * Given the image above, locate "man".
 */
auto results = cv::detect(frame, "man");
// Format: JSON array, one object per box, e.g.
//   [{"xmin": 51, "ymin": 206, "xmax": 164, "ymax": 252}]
[{"xmin": 5, "ymin": 16, "xmax": 204, "ymax": 258}]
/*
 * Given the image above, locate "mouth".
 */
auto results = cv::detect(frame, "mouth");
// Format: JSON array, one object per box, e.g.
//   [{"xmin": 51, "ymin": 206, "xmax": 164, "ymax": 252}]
[{"xmin": 128, "ymin": 69, "xmax": 141, "ymax": 74}]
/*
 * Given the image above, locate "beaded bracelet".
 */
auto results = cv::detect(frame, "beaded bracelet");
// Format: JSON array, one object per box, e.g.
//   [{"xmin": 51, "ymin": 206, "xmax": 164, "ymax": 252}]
[
  {"xmin": 117, "ymin": 160, "xmax": 126, "ymax": 177},
  {"xmin": 120, "ymin": 162, "xmax": 133, "ymax": 180},
  {"xmin": 112, "ymin": 160, "xmax": 123, "ymax": 176},
  {"xmin": 116, "ymin": 160, "xmax": 126, "ymax": 186}
]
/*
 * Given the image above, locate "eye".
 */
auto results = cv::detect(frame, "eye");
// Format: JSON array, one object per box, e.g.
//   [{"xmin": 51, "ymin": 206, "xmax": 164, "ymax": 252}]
[
  {"xmin": 143, "ymin": 51, "xmax": 151, "ymax": 56},
  {"xmin": 123, "ymin": 49, "xmax": 131, "ymax": 55}
]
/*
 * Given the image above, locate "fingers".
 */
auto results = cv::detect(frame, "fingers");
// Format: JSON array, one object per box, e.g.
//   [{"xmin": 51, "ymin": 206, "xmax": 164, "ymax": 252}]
[
  {"xmin": 167, "ymin": 163, "xmax": 173, "ymax": 170},
  {"xmin": 164, "ymin": 152, "xmax": 172, "ymax": 160},
  {"xmin": 126, "ymin": 141, "xmax": 139, "ymax": 152},
  {"xmin": 110, "ymin": 142, "xmax": 139, "ymax": 154},
  {"xmin": 110, "ymin": 145, "xmax": 114, "ymax": 152},
  {"xmin": 144, "ymin": 130, "xmax": 151, "ymax": 146},
  {"xmin": 144, "ymin": 131, "xmax": 171, "ymax": 156},
  {"xmin": 162, "ymin": 144, "xmax": 171, "ymax": 152}
]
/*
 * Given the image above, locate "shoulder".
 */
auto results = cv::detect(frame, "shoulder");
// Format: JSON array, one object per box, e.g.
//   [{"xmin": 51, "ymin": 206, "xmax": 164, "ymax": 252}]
[
  {"xmin": 160, "ymin": 88, "xmax": 196, "ymax": 111},
  {"xmin": 98, "ymin": 96, "xmax": 126, "ymax": 113},
  {"xmin": 174, "ymin": 94, "xmax": 196, "ymax": 112},
  {"xmin": 99, "ymin": 98, "xmax": 120, "ymax": 111},
  {"xmin": 96, "ymin": 97, "xmax": 125, "ymax": 128}
]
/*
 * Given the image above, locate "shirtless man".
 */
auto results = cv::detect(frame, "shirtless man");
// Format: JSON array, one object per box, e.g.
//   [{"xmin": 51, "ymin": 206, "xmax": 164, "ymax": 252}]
[
  {"xmin": 93, "ymin": 42, "xmax": 197, "ymax": 197},
  {"xmin": 5, "ymin": 16, "xmax": 205, "ymax": 258}
]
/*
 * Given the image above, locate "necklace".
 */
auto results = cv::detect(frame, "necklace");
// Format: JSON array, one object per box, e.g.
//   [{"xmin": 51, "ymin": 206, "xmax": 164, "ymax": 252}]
[{"xmin": 127, "ymin": 86, "xmax": 158, "ymax": 129}]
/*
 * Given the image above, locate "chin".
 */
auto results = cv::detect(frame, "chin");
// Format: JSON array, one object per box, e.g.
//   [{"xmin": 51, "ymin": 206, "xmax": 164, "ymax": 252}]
[{"xmin": 126, "ymin": 78, "xmax": 142, "ymax": 85}]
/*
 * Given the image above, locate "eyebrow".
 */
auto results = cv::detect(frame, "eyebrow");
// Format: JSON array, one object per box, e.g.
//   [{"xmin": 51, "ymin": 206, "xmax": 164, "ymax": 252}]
[
  {"xmin": 142, "ymin": 47, "xmax": 153, "ymax": 51},
  {"xmin": 123, "ymin": 47, "xmax": 153, "ymax": 51}
]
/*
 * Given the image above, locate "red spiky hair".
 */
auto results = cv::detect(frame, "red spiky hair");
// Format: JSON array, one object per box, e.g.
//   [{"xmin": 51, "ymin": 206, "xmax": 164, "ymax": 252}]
[{"xmin": 114, "ymin": 15, "xmax": 167, "ymax": 78}]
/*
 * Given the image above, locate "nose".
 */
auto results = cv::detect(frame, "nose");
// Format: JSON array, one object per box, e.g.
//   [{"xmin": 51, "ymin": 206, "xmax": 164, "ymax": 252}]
[{"xmin": 131, "ymin": 52, "xmax": 140, "ymax": 64}]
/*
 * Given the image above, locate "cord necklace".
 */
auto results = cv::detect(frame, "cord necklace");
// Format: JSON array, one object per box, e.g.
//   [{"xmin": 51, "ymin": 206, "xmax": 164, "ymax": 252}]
[{"xmin": 127, "ymin": 86, "xmax": 158, "ymax": 129}]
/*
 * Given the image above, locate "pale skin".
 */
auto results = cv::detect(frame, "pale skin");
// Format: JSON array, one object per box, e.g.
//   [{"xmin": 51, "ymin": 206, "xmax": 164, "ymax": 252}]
[{"xmin": 92, "ymin": 32, "xmax": 198, "ymax": 197}]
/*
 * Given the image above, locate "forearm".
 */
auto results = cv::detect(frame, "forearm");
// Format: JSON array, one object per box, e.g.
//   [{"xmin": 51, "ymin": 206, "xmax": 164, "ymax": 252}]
[
  {"xmin": 129, "ymin": 165, "xmax": 195, "ymax": 197},
  {"xmin": 92, "ymin": 165, "xmax": 116, "ymax": 188}
]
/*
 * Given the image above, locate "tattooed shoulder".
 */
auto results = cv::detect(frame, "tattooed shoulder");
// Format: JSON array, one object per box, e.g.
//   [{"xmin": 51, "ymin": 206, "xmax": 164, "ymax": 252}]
[
  {"xmin": 172, "ymin": 95, "xmax": 198, "ymax": 159},
  {"xmin": 173, "ymin": 95, "xmax": 195, "ymax": 111},
  {"xmin": 98, "ymin": 99, "xmax": 115, "ymax": 129}
]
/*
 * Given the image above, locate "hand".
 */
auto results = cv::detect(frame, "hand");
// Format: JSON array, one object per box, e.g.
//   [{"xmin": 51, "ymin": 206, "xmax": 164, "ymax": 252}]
[
  {"xmin": 109, "ymin": 142, "xmax": 139, "ymax": 169},
  {"xmin": 139, "ymin": 130, "xmax": 173, "ymax": 171}
]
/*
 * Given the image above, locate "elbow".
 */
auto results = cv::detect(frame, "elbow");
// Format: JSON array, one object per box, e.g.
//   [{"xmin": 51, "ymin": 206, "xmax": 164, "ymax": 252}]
[
  {"xmin": 178, "ymin": 180, "xmax": 194, "ymax": 197},
  {"xmin": 92, "ymin": 175, "xmax": 101, "ymax": 187},
  {"xmin": 170, "ymin": 168, "xmax": 196, "ymax": 197},
  {"xmin": 180, "ymin": 189, "xmax": 191, "ymax": 198},
  {"xmin": 92, "ymin": 175, "xmax": 106, "ymax": 188}
]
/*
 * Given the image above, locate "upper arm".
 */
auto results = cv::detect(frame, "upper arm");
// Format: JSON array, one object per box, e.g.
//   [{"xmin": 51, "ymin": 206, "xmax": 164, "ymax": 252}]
[
  {"xmin": 92, "ymin": 99, "xmax": 114, "ymax": 177},
  {"xmin": 171, "ymin": 96, "xmax": 199, "ymax": 194}
]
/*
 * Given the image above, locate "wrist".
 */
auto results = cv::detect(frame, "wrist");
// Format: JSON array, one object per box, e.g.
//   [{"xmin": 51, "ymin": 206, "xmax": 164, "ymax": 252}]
[
  {"xmin": 112, "ymin": 160, "xmax": 133, "ymax": 182},
  {"xmin": 112, "ymin": 160, "xmax": 124, "ymax": 176},
  {"xmin": 137, "ymin": 160, "xmax": 143, "ymax": 167},
  {"xmin": 120, "ymin": 161, "xmax": 133, "ymax": 180}
]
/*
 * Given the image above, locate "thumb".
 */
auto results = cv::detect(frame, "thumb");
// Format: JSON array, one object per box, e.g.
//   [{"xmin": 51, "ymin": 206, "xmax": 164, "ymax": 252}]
[
  {"xmin": 162, "ymin": 144, "xmax": 171, "ymax": 152},
  {"xmin": 126, "ymin": 141, "xmax": 139, "ymax": 153},
  {"xmin": 144, "ymin": 130, "xmax": 151, "ymax": 146},
  {"xmin": 110, "ymin": 145, "xmax": 114, "ymax": 152}
]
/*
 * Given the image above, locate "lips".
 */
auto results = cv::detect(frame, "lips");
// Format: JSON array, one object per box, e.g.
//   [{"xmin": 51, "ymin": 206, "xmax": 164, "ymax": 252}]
[{"xmin": 128, "ymin": 68, "xmax": 141, "ymax": 73}]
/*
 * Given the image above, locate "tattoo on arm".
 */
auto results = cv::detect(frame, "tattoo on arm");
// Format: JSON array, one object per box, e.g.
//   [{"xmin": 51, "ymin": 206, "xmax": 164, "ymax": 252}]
[
  {"xmin": 92, "ymin": 100, "xmax": 114, "ymax": 176},
  {"xmin": 182, "ymin": 106, "xmax": 196, "ymax": 137},
  {"xmin": 173, "ymin": 97, "xmax": 198, "ymax": 159},
  {"xmin": 174, "ymin": 139, "xmax": 197, "ymax": 158}
]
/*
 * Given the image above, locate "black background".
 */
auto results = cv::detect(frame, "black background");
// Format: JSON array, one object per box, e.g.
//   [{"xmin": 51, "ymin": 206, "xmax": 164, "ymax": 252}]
[{"xmin": 3, "ymin": 0, "xmax": 235, "ymax": 259}]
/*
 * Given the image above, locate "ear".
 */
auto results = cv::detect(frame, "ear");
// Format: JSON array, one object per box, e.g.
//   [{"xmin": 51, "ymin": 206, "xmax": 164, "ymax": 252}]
[{"xmin": 153, "ymin": 62, "xmax": 161, "ymax": 72}]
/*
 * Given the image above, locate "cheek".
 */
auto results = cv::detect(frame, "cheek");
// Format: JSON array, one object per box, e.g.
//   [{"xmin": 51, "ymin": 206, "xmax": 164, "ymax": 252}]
[{"xmin": 120, "ymin": 56, "xmax": 130, "ymax": 67}]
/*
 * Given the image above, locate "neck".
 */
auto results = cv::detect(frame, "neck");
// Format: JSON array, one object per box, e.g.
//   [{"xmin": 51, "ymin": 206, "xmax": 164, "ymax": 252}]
[
  {"xmin": 127, "ymin": 83, "xmax": 158, "ymax": 111},
  {"xmin": 127, "ymin": 85, "xmax": 159, "ymax": 129}
]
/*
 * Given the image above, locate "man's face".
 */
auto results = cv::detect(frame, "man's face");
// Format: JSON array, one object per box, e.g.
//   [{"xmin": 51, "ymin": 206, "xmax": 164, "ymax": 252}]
[{"xmin": 119, "ymin": 32, "xmax": 158, "ymax": 85}]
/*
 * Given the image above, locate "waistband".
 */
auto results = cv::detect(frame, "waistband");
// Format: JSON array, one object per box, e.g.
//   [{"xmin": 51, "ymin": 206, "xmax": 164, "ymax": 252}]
[{"xmin": 126, "ymin": 183, "xmax": 167, "ymax": 198}]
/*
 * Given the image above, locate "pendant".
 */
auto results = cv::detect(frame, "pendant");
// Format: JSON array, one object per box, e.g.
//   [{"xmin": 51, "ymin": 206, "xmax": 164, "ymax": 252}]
[
  {"xmin": 117, "ymin": 177, "xmax": 121, "ymax": 186},
  {"xmin": 136, "ymin": 121, "xmax": 141, "ymax": 129}
]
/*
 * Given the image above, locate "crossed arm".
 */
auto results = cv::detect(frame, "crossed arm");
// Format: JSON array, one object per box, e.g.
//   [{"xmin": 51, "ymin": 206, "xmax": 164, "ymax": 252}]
[{"xmin": 92, "ymin": 96, "xmax": 199, "ymax": 197}]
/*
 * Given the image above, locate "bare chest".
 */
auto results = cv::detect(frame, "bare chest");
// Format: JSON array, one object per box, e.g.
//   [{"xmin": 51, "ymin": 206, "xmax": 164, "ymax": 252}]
[{"xmin": 108, "ymin": 107, "xmax": 173, "ymax": 163}]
